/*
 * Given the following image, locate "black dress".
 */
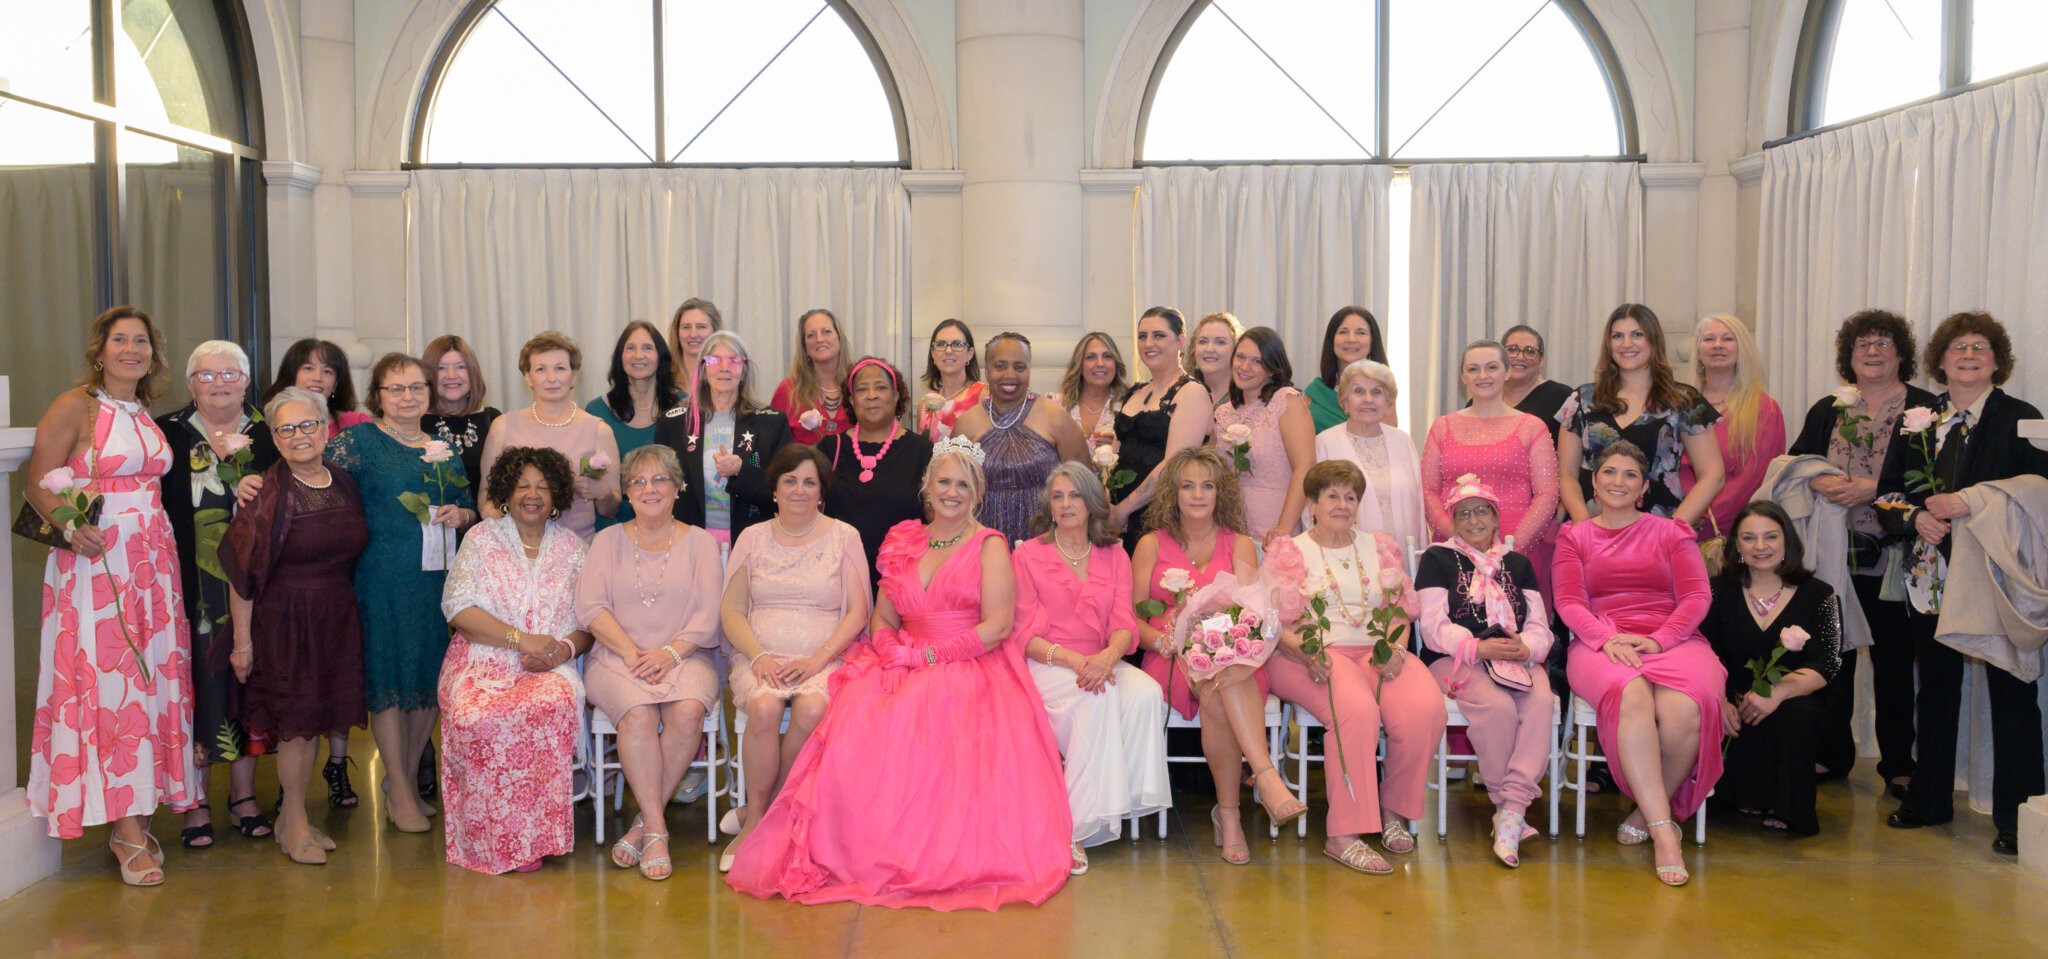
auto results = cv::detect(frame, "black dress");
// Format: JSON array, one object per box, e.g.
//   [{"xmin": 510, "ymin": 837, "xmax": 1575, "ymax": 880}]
[
  {"xmin": 423, "ymin": 407, "xmax": 502, "ymax": 489},
  {"xmin": 1112, "ymin": 374, "xmax": 1197, "ymax": 552},
  {"xmin": 1702, "ymin": 575, "xmax": 1842, "ymax": 835},
  {"xmin": 1515, "ymin": 380, "xmax": 1577, "ymax": 446},
  {"xmin": 820, "ymin": 427, "xmax": 934, "ymax": 592},
  {"xmin": 157, "ymin": 404, "xmax": 279, "ymax": 763}
]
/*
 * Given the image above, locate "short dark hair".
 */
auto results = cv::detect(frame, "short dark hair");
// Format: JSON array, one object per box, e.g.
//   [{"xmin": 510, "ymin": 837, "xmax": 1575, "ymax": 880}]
[
  {"xmin": 1722, "ymin": 500, "xmax": 1811, "ymax": 587},
  {"xmin": 1140, "ymin": 305, "xmax": 1185, "ymax": 336},
  {"xmin": 765, "ymin": 443, "xmax": 833, "ymax": 502},
  {"xmin": 1501, "ymin": 324, "xmax": 1545, "ymax": 354},
  {"xmin": 261, "ymin": 338, "xmax": 358, "ymax": 413},
  {"xmin": 1833, "ymin": 310, "xmax": 1917, "ymax": 384},
  {"xmin": 518, "ymin": 330, "xmax": 583, "ymax": 373},
  {"xmin": 1590, "ymin": 438, "xmax": 1651, "ymax": 475},
  {"xmin": 1925, "ymin": 311, "xmax": 2013, "ymax": 386},
  {"xmin": 1228, "ymin": 327, "xmax": 1293, "ymax": 407},
  {"xmin": 1319, "ymin": 307, "xmax": 1386, "ymax": 388},
  {"xmin": 363, "ymin": 352, "xmax": 427, "ymax": 418},
  {"xmin": 485, "ymin": 446, "xmax": 576, "ymax": 516}
]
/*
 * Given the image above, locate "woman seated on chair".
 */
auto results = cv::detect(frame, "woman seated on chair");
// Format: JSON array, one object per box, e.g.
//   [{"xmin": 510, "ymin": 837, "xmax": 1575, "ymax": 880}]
[
  {"xmin": 439, "ymin": 446, "xmax": 593, "ymax": 875},
  {"xmin": 719, "ymin": 444, "xmax": 871, "ymax": 872},
  {"xmin": 1014, "ymin": 462, "xmax": 1171, "ymax": 876},
  {"xmin": 1553, "ymin": 440, "xmax": 1724, "ymax": 887},
  {"xmin": 575, "ymin": 444, "xmax": 724, "ymax": 881},
  {"xmin": 1272, "ymin": 460, "xmax": 1448, "ymax": 875},
  {"xmin": 1702, "ymin": 501, "xmax": 1841, "ymax": 837},
  {"xmin": 1133, "ymin": 446, "xmax": 1307, "ymax": 866},
  {"xmin": 1415, "ymin": 474, "xmax": 1558, "ymax": 868}
]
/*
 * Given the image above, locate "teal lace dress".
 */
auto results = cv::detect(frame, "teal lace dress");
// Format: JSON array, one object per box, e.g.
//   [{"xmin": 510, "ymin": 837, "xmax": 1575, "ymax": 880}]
[{"xmin": 328, "ymin": 423, "xmax": 475, "ymax": 711}]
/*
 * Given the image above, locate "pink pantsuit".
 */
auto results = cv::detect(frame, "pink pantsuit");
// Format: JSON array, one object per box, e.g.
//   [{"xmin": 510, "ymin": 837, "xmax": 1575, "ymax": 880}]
[{"xmin": 1554, "ymin": 515, "xmax": 1725, "ymax": 820}]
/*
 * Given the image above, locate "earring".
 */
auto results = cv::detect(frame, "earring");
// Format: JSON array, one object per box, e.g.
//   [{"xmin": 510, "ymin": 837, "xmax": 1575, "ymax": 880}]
[
  {"xmin": 549, "ymin": 507, "xmax": 560, "ymax": 519},
  {"xmin": 94, "ymin": 362, "xmax": 103, "ymax": 371}
]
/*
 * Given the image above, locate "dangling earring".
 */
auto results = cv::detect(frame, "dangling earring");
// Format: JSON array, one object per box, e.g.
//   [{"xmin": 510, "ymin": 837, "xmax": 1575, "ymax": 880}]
[{"xmin": 549, "ymin": 507, "xmax": 560, "ymax": 519}]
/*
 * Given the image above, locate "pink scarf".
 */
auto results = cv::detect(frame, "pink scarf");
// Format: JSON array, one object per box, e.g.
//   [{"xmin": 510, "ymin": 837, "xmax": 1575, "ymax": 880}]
[{"xmin": 1447, "ymin": 535, "xmax": 1519, "ymax": 634}]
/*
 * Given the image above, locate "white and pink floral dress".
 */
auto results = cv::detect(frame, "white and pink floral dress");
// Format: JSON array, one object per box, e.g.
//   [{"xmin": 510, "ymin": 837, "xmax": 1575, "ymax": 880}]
[
  {"xmin": 438, "ymin": 516, "xmax": 588, "ymax": 874},
  {"xmin": 29, "ymin": 391, "xmax": 197, "ymax": 838}
]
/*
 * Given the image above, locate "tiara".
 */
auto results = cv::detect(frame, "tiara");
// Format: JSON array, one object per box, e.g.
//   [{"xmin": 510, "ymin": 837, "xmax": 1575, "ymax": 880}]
[{"xmin": 930, "ymin": 435, "xmax": 987, "ymax": 467}]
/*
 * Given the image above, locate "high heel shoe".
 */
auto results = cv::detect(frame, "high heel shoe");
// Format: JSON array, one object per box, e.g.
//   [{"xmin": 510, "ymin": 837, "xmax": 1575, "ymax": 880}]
[
  {"xmin": 1246, "ymin": 765, "xmax": 1308, "ymax": 828},
  {"xmin": 109, "ymin": 834, "xmax": 164, "ymax": 887},
  {"xmin": 1211, "ymin": 806, "xmax": 1251, "ymax": 865},
  {"xmin": 381, "ymin": 779, "xmax": 431, "ymax": 833},
  {"xmin": 323, "ymin": 756, "xmax": 359, "ymax": 808},
  {"xmin": 1645, "ymin": 818, "xmax": 1688, "ymax": 886}
]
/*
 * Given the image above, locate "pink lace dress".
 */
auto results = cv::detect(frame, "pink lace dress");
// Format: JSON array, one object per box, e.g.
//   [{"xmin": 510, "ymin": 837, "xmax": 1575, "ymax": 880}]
[
  {"xmin": 727, "ymin": 522, "xmax": 1070, "ymax": 910},
  {"xmin": 1420, "ymin": 411, "xmax": 1561, "ymax": 591},
  {"xmin": 725, "ymin": 519, "xmax": 869, "ymax": 704},
  {"xmin": 437, "ymin": 517, "xmax": 588, "ymax": 874},
  {"xmin": 29, "ymin": 392, "xmax": 197, "ymax": 838},
  {"xmin": 1213, "ymin": 387, "xmax": 1303, "ymax": 540}
]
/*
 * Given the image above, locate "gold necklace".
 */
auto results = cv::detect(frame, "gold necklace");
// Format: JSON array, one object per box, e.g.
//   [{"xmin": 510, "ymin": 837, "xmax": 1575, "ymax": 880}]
[
  {"xmin": 626, "ymin": 521, "xmax": 675, "ymax": 608},
  {"xmin": 927, "ymin": 524, "xmax": 971, "ymax": 550},
  {"xmin": 380, "ymin": 419, "xmax": 426, "ymax": 444}
]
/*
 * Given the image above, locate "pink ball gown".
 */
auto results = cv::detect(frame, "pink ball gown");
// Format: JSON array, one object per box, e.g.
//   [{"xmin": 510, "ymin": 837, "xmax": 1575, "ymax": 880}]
[{"xmin": 726, "ymin": 521, "xmax": 1071, "ymax": 910}]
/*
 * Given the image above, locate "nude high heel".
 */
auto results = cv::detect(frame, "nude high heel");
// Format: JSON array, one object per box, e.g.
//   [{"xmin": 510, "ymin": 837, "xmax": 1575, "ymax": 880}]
[{"xmin": 110, "ymin": 834, "xmax": 164, "ymax": 887}]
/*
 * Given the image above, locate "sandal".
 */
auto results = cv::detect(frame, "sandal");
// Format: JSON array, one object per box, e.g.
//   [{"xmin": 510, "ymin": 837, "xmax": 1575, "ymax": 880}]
[
  {"xmin": 1246, "ymin": 765, "xmax": 1308, "ymax": 829},
  {"xmin": 418, "ymin": 741, "xmax": 439, "ymax": 800},
  {"xmin": 1323, "ymin": 838, "xmax": 1392, "ymax": 875},
  {"xmin": 1211, "ymin": 806, "xmax": 1251, "ymax": 865},
  {"xmin": 323, "ymin": 756, "xmax": 360, "ymax": 808},
  {"xmin": 640, "ymin": 832, "xmax": 672, "ymax": 881},
  {"xmin": 1646, "ymin": 818, "xmax": 1688, "ymax": 886},
  {"xmin": 1616, "ymin": 811, "xmax": 1649, "ymax": 846},
  {"xmin": 1491, "ymin": 810, "xmax": 1526, "ymax": 868},
  {"xmin": 111, "ymin": 834, "xmax": 165, "ymax": 886},
  {"xmin": 1381, "ymin": 816, "xmax": 1417, "ymax": 854},
  {"xmin": 180, "ymin": 821, "xmax": 215, "ymax": 849},
  {"xmin": 1069, "ymin": 842, "xmax": 1090, "ymax": 876},
  {"xmin": 228, "ymin": 795, "xmax": 273, "ymax": 838},
  {"xmin": 611, "ymin": 815, "xmax": 646, "ymax": 868}
]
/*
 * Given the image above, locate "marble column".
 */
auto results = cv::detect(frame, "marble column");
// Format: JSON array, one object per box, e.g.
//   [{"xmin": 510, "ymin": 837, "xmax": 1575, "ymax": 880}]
[{"xmin": 0, "ymin": 378, "xmax": 62, "ymax": 899}]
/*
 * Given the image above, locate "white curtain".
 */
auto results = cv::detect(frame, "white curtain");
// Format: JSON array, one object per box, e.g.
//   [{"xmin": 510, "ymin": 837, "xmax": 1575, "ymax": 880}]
[
  {"xmin": 409, "ymin": 167, "xmax": 908, "ymax": 404},
  {"xmin": 1757, "ymin": 69, "xmax": 2048, "ymax": 805},
  {"xmin": 1136, "ymin": 165, "xmax": 1391, "ymax": 388},
  {"xmin": 1406, "ymin": 162, "xmax": 1642, "ymax": 424}
]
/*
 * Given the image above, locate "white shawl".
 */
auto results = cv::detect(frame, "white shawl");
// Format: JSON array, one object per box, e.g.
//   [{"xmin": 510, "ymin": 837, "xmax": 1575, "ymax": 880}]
[
  {"xmin": 1759, "ymin": 454, "xmax": 1873, "ymax": 652},
  {"xmin": 1315, "ymin": 423, "xmax": 1428, "ymax": 552}
]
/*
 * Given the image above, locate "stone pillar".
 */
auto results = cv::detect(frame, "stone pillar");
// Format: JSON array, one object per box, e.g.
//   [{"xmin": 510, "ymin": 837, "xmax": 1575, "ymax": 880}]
[
  {"xmin": 0, "ymin": 379, "xmax": 62, "ymax": 899},
  {"xmin": 956, "ymin": 0, "xmax": 1085, "ymax": 392}
]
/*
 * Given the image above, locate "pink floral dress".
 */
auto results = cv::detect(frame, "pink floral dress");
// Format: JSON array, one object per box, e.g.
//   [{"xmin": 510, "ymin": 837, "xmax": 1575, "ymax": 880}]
[
  {"xmin": 1213, "ymin": 386, "xmax": 1303, "ymax": 539},
  {"xmin": 437, "ymin": 517, "xmax": 588, "ymax": 874},
  {"xmin": 30, "ymin": 392, "xmax": 198, "ymax": 838}
]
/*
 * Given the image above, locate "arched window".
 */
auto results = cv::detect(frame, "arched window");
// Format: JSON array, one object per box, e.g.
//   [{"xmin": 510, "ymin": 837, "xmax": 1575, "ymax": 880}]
[
  {"xmin": 0, "ymin": 0, "xmax": 266, "ymax": 425},
  {"xmin": 1140, "ymin": 0, "xmax": 1632, "ymax": 162},
  {"xmin": 1794, "ymin": 0, "xmax": 2048, "ymax": 132},
  {"xmin": 414, "ymin": 0, "xmax": 904, "ymax": 165}
]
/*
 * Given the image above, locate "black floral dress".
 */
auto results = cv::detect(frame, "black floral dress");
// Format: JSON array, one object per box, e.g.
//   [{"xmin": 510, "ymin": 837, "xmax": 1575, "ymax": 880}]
[{"xmin": 1560, "ymin": 384, "xmax": 1720, "ymax": 519}]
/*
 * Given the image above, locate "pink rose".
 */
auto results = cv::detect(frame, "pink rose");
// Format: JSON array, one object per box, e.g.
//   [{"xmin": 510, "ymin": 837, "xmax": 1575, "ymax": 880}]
[
  {"xmin": 588, "ymin": 452, "xmax": 612, "ymax": 471},
  {"xmin": 799, "ymin": 409, "xmax": 824, "ymax": 431},
  {"xmin": 1779, "ymin": 625, "xmax": 1811, "ymax": 652},
  {"xmin": 1901, "ymin": 406, "xmax": 1936, "ymax": 432},
  {"xmin": 1222, "ymin": 423, "xmax": 1252, "ymax": 444},
  {"xmin": 1236, "ymin": 607, "xmax": 1259, "ymax": 626},
  {"xmin": 1246, "ymin": 639, "xmax": 1267, "ymax": 657},
  {"xmin": 38, "ymin": 467, "xmax": 78, "ymax": 494},
  {"xmin": 220, "ymin": 433, "xmax": 252, "ymax": 455},
  {"xmin": 1233, "ymin": 637, "xmax": 1254, "ymax": 656},
  {"xmin": 1212, "ymin": 647, "xmax": 1238, "ymax": 666},
  {"xmin": 1832, "ymin": 385, "xmax": 1862, "ymax": 408},
  {"xmin": 1160, "ymin": 568, "xmax": 1195, "ymax": 593},
  {"xmin": 1379, "ymin": 568, "xmax": 1406, "ymax": 590},
  {"xmin": 421, "ymin": 440, "xmax": 454, "ymax": 464},
  {"xmin": 1186, "ymin": 651, "xmax": 1214, "ymax": 672},
  {"xmin": 922, "ymin": 392, "xmax": 945, "ymax": 413},
  {"xmin": 1228, "ymin": 623, "xmax": 1250, "ymax": 641}
]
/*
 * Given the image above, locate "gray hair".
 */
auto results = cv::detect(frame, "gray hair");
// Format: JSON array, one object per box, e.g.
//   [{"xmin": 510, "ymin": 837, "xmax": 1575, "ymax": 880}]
[
  {"xmin": 1025, "ymin": 461, "xmax": 1117, "ymax": 546},
  {"xmin": 693, "ymin": 329, "xmax": 759, "ymax": 414},
  {"xmin": 622, "ymin": 443, "xmax": 685, "ymax": 490},
  {"xmin": 264, "ymin": 386, "xmax": 330, "ymax": 425},
  {"xmin": 186, "ymin": 339, "xmax": 251, "ymax": 378},
  {"xmin": 1338, "ymin": 358, "xmax": 1399, "ymax": 403}
]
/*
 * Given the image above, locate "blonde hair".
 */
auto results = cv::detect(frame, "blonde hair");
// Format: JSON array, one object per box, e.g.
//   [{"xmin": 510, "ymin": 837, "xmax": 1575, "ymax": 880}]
[
  {"xmin": 1184, "ymin": 311, "xmax": 1243, "ymax": 371},
  {"xmin": 921, "ymin": 444, "xmax": 988, "ymax": 518},
  {"xmin": 1057, "ymin": 332, "xmax": 1130, "ymax": 413},
  {"xmin": 1693, "ymin": 313, "xmax": 1766, "ymax": 459},
  {"xmin": 784, "ymin": 309, "xmax": 850, "ymax": 410}
]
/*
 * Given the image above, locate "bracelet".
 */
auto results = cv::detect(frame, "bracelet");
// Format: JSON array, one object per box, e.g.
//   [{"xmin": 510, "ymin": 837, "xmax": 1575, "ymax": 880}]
[
  {"xmin": 1044, "ymin": 643, "xmax": 1063, "ymax": 666},
  {"xmin": 232, "ymin": 645, "xmax": 253, "ymax": 654},
  {"xmin": 666, "ymin": 645, "xmax": 684, "ymax": 667},
  {"xmin": 505, "ymin": 627, "xmax": 523, "ymax": 653},
  {"xmin": 923, "ymin": 645, "xmax": 938, "ymax": 666},
  {"xmin": 750, "ymin": 651, "xmax": 778, "ymax": 673}
]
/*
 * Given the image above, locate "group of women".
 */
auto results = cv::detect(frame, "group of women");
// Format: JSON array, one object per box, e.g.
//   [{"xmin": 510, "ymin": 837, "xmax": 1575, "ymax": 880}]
[{"xmin": 21, "ymin": 295, "xmax": 2041, "ymax": 902}]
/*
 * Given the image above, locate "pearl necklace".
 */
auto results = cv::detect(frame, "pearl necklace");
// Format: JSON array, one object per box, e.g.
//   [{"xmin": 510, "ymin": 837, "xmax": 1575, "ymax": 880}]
[
  {"xmin": 987, "ymin": 396, "xmax": 1031, "ymax": 430},
  {"xmin": 531, "ymin": 405, "xmax": 575, "ymax": 428},
  {"xmin": 1054, "ymin": 533, "xmax": 1090, "ymax": 566},
  {"xmin": 293, "ymin": 467, "xmax": 333, "ymax": 490},
  {"xmin": 776, "ymin": 512, "xmax": 820, "ymax": 538},
  {"xmin": 626, "ymin": 521, "xmax": 675, "ymax": 608},
  {"xmin": 854, "ymin": 423, "xmax": 900, "ymax": 482}
]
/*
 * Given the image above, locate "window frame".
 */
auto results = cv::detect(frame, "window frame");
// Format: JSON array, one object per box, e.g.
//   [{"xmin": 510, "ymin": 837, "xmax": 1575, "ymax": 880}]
[
  {"xmin": 1788, "ymin": 0, "xmax": 2048, "ymax": 138},
  {"xmin": 405, "ymin": 0, "xmax": 912, "ymax": 169},
  {"xmin": 1133, "ymin": 0, "xmax": 1640, "ymax": 165}
]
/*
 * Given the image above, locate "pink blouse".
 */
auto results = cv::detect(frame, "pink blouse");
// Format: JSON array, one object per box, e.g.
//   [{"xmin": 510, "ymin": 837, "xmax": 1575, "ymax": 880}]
[
  {"xmin": 1680, "ymin": 393, "xmax": 1788, "ymax": 535},
  {"xmin": 1010, "ymin": 538, "xmax": 1140, "ymax": 657},
  {"xmin": 1419, "ymin": 411, "xmax": 1560, "ymax": 548}
]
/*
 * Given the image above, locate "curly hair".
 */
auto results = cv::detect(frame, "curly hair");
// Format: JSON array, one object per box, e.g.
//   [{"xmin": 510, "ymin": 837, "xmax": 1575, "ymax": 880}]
[
  {"xmin": 845, "ymin": 355, "xmax": 910, "ymax": 420},
  {"xmin": 1925, "ymin": 311, "xmax": 2014, "ymax": 386},
  {"xmin": 1143, "ymin": 446, "xmax": 1249, "ymax": 544},
  {"xmin": 484, "ymin": 446, "xmax": 575, "ymax": 517},
  {"xmin": 1832, "ymin": 309, "xmax": 1917, "ymax": 385}
]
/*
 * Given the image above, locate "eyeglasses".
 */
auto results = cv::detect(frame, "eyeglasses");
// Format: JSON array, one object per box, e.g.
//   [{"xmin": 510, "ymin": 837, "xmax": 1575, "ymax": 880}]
[
  {"xmin": 190, "ymin": 370, "xmax": 247, "ymax": 385},
  {"xmin": 931, "ymin": 340, "xmax": 970, "ymax": 353},
  {"xmin": 625, "ymin": 475, "xmax": 677, "ymax": 491},
  {"xmin": 1852, "ymin": 338, "xmax": 1897, "ymax": 354},
  {"xmin": 380, "ymin": 383, "xmax": 430, "ymax": 396},
  {"xmin": 1452, "ymin": 506, "xmax": 1495, "ymax": 521},
  {"xmin": 273, "ymin": 419, "xmax": 324, "ymax": 438},
  {"xmin": 1503, "ymin": 346, "xmax": 1542, "ymax": 358},
  {"xmin": 1946, "ymin": 340, "xmax": 1993, "ymax": 355},
  {"xmin": 702, "ymin": 355, "xmax": 746, "ymax": 369}
]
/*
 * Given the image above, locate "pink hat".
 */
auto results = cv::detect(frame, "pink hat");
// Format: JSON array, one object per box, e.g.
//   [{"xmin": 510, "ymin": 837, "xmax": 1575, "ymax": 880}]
[{"xmin": 1445, "ymin": 473, "xmax": 1502, "ymax": 515}]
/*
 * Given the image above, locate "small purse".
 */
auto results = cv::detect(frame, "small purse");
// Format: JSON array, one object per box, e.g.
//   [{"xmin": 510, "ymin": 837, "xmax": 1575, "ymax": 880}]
[
  {"xmin": 12, "ymin": 393, "xmax": 102, "ymax": 551},
  {"xmin": 1475, "ymin": 625, "xmax": 1535, "ymax": 691},
  {"xmin": 1697, "ymin": 512, "xmax": 1727, "ymax": 577}
]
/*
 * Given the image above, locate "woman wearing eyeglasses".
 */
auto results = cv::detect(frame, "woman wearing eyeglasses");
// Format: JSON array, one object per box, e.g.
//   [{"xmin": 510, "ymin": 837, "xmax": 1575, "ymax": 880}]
[
  {"xmin": 653, "ymin": 330, "xmax": 790, "ymax": 549},
  {"xmin": 918, "ymin": 319, "xmax": 985, "ymax": 441},
  {"xmin": 1500, "ymin": 325, "xmax": 1574, "ymax": 445},
  {"xmin": 158, "ymin": 341, "xmax": 280, "ymax": 848},
  {"xmin": 327, "ymin": 353, "xmax": 477, "ymax": 833}
]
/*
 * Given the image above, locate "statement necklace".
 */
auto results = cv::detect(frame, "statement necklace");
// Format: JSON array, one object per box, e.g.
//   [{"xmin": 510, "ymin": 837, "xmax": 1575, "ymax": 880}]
[
  {"xmin": 627, "ymin": 521, "xmax": 676, "ymax": 608},
  {"xmin": 927, "ymin": 525, "xmax": 970, "ymax": 551},
  {"xmin": 854, "ymin": 423, "xmax": 900, "ymax": 482},
  {"xmin": 1315, "ymin": 534, "xmax": 1373, "ymax": 629},
  {"xmin": 1747, "ymin": 582, "xmax": 1787, "ymax": 618}
]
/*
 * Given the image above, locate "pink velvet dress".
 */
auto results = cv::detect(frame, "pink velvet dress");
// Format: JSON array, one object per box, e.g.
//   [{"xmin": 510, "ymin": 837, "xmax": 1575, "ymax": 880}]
[
  {"xmin": 1420, "ymin": 411, "xmax": 1560, "ymax": 594},
  {"xmin": 1212, "ymin": 387, "xmax": 1303, "ymax": 540},
  {"xmin": 1554, "ymin": 515, "xmax": 1726, "ymax": 820},
  {"xmin": 726, "ymin": 522, "xmax": 1070, "ymax": 910},
  {"xmin": 1138, "ymin": 528, "xmax": 1269, "ymax": 720}
]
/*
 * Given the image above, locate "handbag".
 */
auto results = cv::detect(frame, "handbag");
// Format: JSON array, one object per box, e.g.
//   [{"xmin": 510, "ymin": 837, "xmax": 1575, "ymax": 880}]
[
  {"xmin": 1475, "ymin": 625, "xmax": 1535, "ymax": 691},
  {"xmin": 12, "ymin": 392, "xmax": 103, "ymax": 551},
  {"xmin": 1697, "ymin": 511, "xmax": 1727, "ymax": 578}
]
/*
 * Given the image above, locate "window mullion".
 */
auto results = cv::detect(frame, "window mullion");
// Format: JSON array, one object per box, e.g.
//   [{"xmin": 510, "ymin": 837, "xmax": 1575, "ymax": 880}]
[
  {"xmin": 1375, "ymin": 0, "xmax": 1391, "ymax": 157},
  {"xmin": 1944, "ymin": 0, "xmax": 1973, "ymax": 89},
  {"xmin": 652, "ymin": 0, "xmax": 667, "ymax": 166}
]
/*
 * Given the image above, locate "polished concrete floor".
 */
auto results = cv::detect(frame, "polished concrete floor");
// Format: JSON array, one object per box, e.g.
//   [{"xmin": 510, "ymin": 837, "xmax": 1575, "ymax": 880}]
[{"xmin": 2, "ymin": 737, "xmax": 2043, "ymax": 959}]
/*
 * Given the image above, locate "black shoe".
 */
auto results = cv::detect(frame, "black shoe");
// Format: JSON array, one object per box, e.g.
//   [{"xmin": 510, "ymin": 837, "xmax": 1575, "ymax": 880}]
[
  {"xmin": 1992, "ymin": 832, "xmax": 2019, "ymax": 855},
  {"xmin": 1887, "ymin": 781, "xmax": 1911, "ymax": 801},
  {"xmin": 323, "ymin": 756, "xmax": 360, "ymax": 808},
  {"xmin": 418, "ymin": 741, "xmax": 439, "ymax": 800},
  {"xmin": 1886, "ymin": 806, "xmax": 1949, "ymax": 829}
]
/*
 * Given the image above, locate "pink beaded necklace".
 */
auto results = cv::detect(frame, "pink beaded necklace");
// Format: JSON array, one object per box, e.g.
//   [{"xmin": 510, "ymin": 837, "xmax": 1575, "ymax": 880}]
[{"xmin": 853, "ymin": 422, "xmax": 899, "ymax": 483}]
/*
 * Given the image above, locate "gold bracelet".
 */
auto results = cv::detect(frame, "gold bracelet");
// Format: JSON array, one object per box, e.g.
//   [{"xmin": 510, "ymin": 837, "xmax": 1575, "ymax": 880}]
[{"xmin": 505, "ymin": 627, "xmax": 522, "ymax": 653}]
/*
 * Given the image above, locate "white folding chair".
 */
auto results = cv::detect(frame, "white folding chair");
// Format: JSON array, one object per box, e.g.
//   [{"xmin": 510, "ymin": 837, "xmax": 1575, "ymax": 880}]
[
  {"xmin": 1554, "ymin": 694, "xmax": 1707, "ymax": 843},
  {"xmin": 729, "ymin": 701, "xmax": 792, "ymax": 811},
  {"xmin": 588, "ymin": 701, "xmax": 729, "ymax": 845},
  {"xmin": 1162, "ymin": 693, "xmax": 1288, "ymax": 840},
  {"xmin": 1281, "ymin": 707, "xmax": 1421, "ymax": 839}
]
